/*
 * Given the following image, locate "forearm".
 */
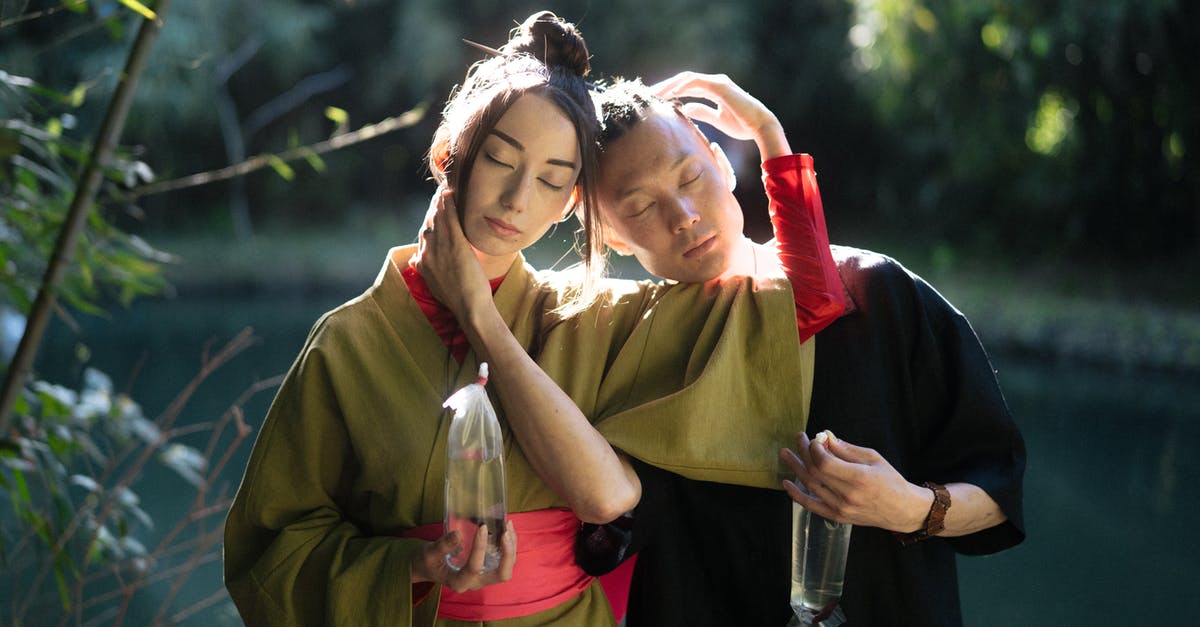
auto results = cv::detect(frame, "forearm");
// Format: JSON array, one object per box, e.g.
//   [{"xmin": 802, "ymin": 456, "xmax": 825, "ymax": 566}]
[
  {"xmin": 898, "ymin": 481, "xmax": 1009, "ymax": 537},
  {"xmin": 752, "ymin": 114, "xmax": 790, "ymax": 161},
  {"xmin": 461, "ymin": 303, "xmax": 641, "ymax": 523}
]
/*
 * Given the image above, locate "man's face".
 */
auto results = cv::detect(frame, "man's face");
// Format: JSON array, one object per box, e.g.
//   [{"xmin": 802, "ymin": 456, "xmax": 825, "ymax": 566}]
[{"xmin": 596, "ymin": 107, "xmax": 744, "ymax": 283}]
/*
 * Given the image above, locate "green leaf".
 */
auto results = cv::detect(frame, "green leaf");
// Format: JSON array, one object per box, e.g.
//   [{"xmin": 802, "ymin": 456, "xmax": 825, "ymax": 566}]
[
  {"xmin": 62, "ymin": 1, "xmax": 89, "ymax": 15},
  {"xmin": 266, "ymin": 155, "xmax": 295, "ymax": 181},
  {"xmin": 13, "ymin": 467, "xmax": 30, "ymax": 504},
  {"xmin": 302, "ymin": 148, "xmax": 326, "ymax": 173},
  {"xmin": 325, "ymin": 106, "xmax": 348, "ymax": 126},
  {"xmin": 115, "ymin": 0, "xmax": 157, "ymax": 21},
  {"xmin": 68, "ymin": 85, "xmax": 86, "ymax": 108},
  {"xmin": 54, "ymin": 566, "xmax": 71, "ymax": 611}
]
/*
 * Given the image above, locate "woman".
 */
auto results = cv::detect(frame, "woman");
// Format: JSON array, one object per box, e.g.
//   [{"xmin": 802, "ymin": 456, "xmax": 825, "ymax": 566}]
[{"xmin": 224, "ymin": 12, "xmax": 637, "ymax": 626}]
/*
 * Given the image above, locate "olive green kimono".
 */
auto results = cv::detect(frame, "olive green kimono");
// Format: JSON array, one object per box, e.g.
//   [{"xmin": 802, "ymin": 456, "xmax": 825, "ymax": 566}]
[
  {"xmin": 225, "ymin": 246, "xmax": 636, "ymax": 626},
  {"xmin": 541, "ymin": 243, "xmax": 814, "ymax": 490},
  {"xmin": 224, "ymin": 244, "xmax": 811, "ymax": 626}
]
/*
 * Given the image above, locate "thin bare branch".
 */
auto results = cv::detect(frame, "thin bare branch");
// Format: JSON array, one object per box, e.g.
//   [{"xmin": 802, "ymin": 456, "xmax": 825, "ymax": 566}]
[
  {"xmin": 0, "ymin": 1, "xmax": 85, "ymax": 30},
  {"xmin": 129, "ymin": 106, "xmax": 427, "ymax": 198}
]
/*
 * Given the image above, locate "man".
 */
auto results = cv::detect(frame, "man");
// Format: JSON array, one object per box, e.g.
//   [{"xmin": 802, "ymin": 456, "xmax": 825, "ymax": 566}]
[{"xmin": 579, "ymin": 74, "xmax": 1026, "ymax": 627}]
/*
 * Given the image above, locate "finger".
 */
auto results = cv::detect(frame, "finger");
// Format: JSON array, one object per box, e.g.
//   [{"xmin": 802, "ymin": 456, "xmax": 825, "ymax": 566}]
[
  {"xmin": 432, "ymin": 529, "xmax": 462, "ymax": 554},
  {"xmin": 649, "ymin": 71, "xmax": 700, "ymax": 97},
  {"xmin": 653, "ymin": 72, "xmax": 727, "ymax": 100},
  {"xmin": 824, "ymin": 432, "xmax": 880, "ymax": 465},
  {"xmin": 678, "ymin": 101, "xmax": 721, "ymax": 126},
  {"xmin": 463, "ymin": 523, "xmax": 490, "ymax": 576},
  {"xmin": 779, "ymin": 446, "xmax": 807, "ymax": 478},
  {"xmin": 495, "ymin": 519, "xmax": 517, "ymax": 582},
  {"xmin": 439, "ymin": 193, "xmax": 469, "ymax": 244},
  {"xmin": 794, "ymin": 431, "xmax": 816, "ymax": 468}
]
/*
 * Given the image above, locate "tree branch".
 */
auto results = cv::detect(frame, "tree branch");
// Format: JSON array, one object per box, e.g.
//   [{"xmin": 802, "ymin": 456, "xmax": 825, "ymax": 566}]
[{"xmin": 128, "ymin": 105, "xmax": 426, "ymax": 199}]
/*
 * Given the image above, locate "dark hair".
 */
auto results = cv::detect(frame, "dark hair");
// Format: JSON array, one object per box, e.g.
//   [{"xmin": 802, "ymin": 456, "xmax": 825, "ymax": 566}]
[
  {"xmin": 592, "ymin": 78, "xmax": 682, "ymax": 154},
  {"xmin": 428, "ymin": 11, "xmax": 605, "ymax": 308}
]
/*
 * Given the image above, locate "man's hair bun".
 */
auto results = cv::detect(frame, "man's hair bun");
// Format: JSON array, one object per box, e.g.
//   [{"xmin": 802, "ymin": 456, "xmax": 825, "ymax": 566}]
[{"xmin": 501, "ymin": 11, "xmax": 591, "ymax": 77}]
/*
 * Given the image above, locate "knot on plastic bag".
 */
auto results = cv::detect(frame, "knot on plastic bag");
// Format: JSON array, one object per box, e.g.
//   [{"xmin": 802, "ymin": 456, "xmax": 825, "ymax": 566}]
[{"xmin": 444, "ymin": 363, "xmax": 501, "ymax": 459}]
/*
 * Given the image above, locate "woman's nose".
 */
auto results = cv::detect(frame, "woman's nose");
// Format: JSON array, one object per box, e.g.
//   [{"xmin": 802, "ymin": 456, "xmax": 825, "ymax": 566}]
[{"xmin": 501, "ymin": 173, "xmax": 533, "ymax": 213}]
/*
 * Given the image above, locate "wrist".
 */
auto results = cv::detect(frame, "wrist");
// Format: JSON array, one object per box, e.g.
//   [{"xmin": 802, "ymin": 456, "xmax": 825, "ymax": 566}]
[
  {"xmin": 753, "ymin": 115, "xmax": 790, "ymax": 161},
  {"xmin": 902, "ymin": 482, "xmax": 935, "ymax": 533},
  {"xmin": 894, "ymin": 482, "xmax": 951, "ymax": 546}
]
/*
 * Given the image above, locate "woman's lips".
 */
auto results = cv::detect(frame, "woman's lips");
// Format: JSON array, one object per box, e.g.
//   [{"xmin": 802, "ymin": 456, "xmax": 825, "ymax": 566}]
[
  {"xmin": 485, "ymin": 217, "xmax": 521, "ymax": 238},
  {"xmin": 683, "ymin": 234, "xmax": 717, "ymax": 258}
]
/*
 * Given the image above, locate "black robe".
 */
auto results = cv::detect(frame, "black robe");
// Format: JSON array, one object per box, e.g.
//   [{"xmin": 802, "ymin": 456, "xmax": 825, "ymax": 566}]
[{"xmin": 580, "ymin": 246, "xmax": 1026, "ymax": 627}]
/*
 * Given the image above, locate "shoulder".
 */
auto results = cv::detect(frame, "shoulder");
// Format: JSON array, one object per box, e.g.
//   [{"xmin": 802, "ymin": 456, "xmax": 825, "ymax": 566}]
[
  {"xmin": 832, "ymin": 245, "xmax": 912, "ymax": 285},
  {"xmin": 831, "ymin": 245, "xmax": 966, "ymax": 327}
]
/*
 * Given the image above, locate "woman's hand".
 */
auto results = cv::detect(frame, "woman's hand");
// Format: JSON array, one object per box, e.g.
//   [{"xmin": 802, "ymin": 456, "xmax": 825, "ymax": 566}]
[
  {"xmin": 411, "ymin": 520, "xmax": 517, "ymax": 593},
  {"xmin": 780, "ymin": 431, "xmax": 931, "ymax": 533},
  {"xmin": 413, "ymin": 187, "xmax": 492, "ymax": 318},
  {"xmin": 651, "ymin": 71, "xmax": 790, "ymax": 160}
]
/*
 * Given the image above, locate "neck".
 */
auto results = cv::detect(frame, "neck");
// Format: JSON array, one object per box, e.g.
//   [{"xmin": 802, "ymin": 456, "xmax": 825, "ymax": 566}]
[
  {"xmin": 475, "ymin": 249, "xmax": 517, "ymax": 281},
  {"xmin": 718, "ymin": 237, "xmax": 758, "ymax": 280}
]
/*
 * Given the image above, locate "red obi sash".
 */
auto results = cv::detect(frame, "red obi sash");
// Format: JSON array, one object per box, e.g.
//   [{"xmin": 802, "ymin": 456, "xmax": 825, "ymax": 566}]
[{"xmin": 399, "ymin": 508, "xmax": 594, "ymax": 621}]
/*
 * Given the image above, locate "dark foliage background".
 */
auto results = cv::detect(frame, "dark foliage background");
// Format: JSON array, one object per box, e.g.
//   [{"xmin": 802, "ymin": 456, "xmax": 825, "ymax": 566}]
[{"xmin": 3, "ymin": 0, "xmax": 1195, "ymax": 266}]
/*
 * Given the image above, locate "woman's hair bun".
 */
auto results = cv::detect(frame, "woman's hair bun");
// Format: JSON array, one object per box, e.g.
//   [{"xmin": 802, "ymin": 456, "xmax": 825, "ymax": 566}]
[{"xmin": 501, "ymin": 11, "xmax": 590, "ymax": 77}]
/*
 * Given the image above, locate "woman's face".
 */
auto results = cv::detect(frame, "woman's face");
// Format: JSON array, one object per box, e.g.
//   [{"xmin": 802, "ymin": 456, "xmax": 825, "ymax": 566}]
[{"xmin": 459, "ymin": 93, "xmax": 581, "ymax": 276}]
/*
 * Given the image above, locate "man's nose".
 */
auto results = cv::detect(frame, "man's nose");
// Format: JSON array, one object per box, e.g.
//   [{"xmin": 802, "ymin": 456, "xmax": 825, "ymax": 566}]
[{"xmin": 667, "ymin": 198, "xmax": 701, "ymax": 232}]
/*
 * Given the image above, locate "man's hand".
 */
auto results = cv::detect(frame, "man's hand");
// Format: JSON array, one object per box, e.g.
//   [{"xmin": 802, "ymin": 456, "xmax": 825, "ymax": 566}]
[
  {"xmin": 651, "ymin": 71, "xmax": 790, "ymax": 160},
  {"xmin": 411, "ymin": 520, "xmax": 517, "ymax": 593},
  {"xmin": 780, "ymin": 431, "xmax": 932, "ymax": 533}
]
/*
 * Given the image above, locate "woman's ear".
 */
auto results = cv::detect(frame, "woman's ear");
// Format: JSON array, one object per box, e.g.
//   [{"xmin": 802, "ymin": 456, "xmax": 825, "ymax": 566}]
[
  {"xmin": 709, "ymin": 141, "xmax": 737, "ymax": 193},
  {"xmin": 430, "ymin": 130, "xmax": 451, "ymax": 182}
]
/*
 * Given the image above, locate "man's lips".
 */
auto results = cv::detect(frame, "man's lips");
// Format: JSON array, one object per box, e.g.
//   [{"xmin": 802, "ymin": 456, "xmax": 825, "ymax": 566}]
[
  {"xmin": 683, "ymin": 234, "xmax": 717, "ymax": 258},
  {"xmin": 485, "ymin": 217, "xmax": 521, "ymax": 237}
]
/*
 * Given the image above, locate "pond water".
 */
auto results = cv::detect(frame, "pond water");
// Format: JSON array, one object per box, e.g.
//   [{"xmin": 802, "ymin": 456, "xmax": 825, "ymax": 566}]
[{"xmin": 28, "ymin": 284, "xmax": 1200, "ymax": 625}]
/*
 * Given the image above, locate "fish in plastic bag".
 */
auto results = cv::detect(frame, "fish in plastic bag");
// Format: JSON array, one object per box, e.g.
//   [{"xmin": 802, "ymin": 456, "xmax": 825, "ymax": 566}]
[{"xmin": 443, "ymin": 362, "xmax": 506, "ymax": 571}]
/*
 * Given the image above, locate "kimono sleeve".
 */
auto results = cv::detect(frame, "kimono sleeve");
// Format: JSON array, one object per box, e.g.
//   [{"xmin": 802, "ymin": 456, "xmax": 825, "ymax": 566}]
[
  {"xmin": 762, "ymin": 154, "xmax": 844, "ymax": 341},
  {"xmin": 223, "ymin": 327, "xmax": 437, "ymax": 626},
  {"xmin": 908, "ymin": 274, "xmax": 1027, "ymax": 556}
]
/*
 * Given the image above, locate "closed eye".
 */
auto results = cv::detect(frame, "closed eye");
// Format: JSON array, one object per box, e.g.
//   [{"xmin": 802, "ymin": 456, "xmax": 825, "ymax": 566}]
[
  {"xmin": 628, "ymin": 202, "xmax": 654, "ymax": 218},
  {"xmin": 539, "ymin": 178, "xmax": 564, "ymax": 191},
  {"xmin": 681, "ymin": 170, "xmax": 702, "ymax": 187},
  {"xmin": 484, "ymin": 153, "xmax": 513, "ymax": 169}
]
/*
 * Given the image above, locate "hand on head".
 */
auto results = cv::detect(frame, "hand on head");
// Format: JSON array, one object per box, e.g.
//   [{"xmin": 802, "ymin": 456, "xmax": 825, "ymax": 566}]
[
  {"xmin": 652, "ymin": 71, "xmax": 790, "ymax": 159},
  {"xmin": 412, "ymin": 520, "xmax": 517, "ymax": 593},
  {"xmin": 781, "ymin": 431, "xmax": 930, "ymax": 533}
]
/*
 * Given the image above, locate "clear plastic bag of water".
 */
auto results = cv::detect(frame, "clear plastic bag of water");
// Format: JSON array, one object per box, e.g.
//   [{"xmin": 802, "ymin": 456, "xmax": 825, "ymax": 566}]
[{"xmin": 443, "ymin": 363, "xmax": 506, "ymax": 572}]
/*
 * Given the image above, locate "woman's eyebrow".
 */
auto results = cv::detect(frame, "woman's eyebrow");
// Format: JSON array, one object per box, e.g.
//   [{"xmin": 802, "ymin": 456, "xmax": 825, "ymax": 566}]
[
  {"xmin": 489, "ymin": 128, "xmax": 576, "ymax": 170},
  {"xmin": 490, "ymin": 128, "xmax": 525, "ymax": 151}
]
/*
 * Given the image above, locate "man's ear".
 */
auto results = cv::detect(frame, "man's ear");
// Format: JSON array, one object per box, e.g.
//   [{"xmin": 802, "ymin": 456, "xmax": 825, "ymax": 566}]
[
  {"xmin": 604, "ymin": 227, "xmax": 635, "ymax": 256},
  {"xmin": 709, "ymin": 141, "xmax": 737, "ymax": 193},
  {"xmin": 561, "ymin": 187, "xmax": 580, "ymax": 222}
]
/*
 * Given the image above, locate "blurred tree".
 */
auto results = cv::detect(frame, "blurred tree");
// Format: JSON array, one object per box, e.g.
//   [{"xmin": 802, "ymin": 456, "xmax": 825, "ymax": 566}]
[
  {"xmin": 4, "ymin": 0, "xmax": 1194, "ymax": 265},
  {"xmin": 841, "ymin": 0, "xmax": 1197, "ymax": 260}
]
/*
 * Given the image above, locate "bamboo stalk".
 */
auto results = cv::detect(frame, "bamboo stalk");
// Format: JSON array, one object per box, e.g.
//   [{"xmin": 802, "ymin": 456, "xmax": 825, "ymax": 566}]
[{"xmin": 0, "ymin": 0, "xmax": 173, "ymax": 434}]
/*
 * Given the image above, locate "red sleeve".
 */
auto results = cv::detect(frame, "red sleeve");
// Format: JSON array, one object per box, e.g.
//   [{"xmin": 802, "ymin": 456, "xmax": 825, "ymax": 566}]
[{"xmin": 762, "ymin": 154, "xmax": 845, "ymax": 342}]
